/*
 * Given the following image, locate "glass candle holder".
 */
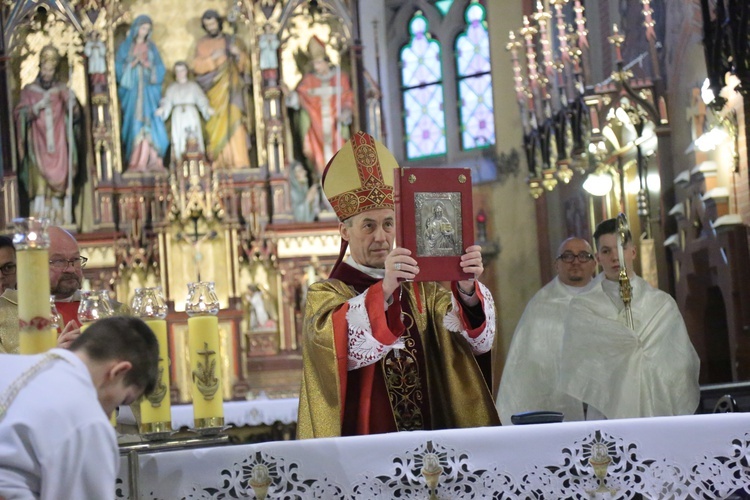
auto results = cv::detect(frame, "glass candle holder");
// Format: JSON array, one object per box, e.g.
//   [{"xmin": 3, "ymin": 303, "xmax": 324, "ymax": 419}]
[
  {"xmin": 185, "ymin": 281, "xmax": 223, "ymax": 430},
  {"xmin": 13, "ymin": 218, "xmax": 55, "ymax": 354},
  {"xmin": 77, "ymin": 290, "xmax": 115, "ymax": 331},
  {"xmin": 132, "ymin": 287, "xmax": 172, "ymax": 436},
  {"xmin": 50, "ymin": 296, "xmax": 63, "ymax": 332}
]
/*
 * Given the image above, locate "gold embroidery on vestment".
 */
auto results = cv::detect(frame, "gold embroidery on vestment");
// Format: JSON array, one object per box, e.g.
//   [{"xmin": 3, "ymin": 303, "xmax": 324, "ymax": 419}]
[{"xmin": 382, "ymin": 311, "xmax": 424, "ymax": 431}]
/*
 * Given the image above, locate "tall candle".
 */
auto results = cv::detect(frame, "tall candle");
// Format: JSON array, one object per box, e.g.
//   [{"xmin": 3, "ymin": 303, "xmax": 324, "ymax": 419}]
[
  {"xmin": 132, "ymin": 287, "xmax": 172, "ymax": 435},
  {"xmin": 140, "ymin": 319, "xmax": 171, "ymax": 432},
  {"xmin": 14, "ymin": 218, "xmax": 54, "ymax": 354},
  {"xmin": 18, "ymin": 327, "xmax": 57, "ymax": 354},
  {"xmin": 186, "ymin": 281, "xmax": 223, "ymax": 430}
]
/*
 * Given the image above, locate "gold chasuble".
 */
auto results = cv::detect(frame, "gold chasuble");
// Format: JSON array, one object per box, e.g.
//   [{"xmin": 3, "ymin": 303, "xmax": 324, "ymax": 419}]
[{"xmin": 298, "ymin": 262, "xmax": 499, "ymax": 438}]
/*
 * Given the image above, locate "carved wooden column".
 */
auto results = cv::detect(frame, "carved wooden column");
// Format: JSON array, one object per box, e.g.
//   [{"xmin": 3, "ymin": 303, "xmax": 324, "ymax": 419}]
[{"xmin": 701, "ymin": 0, "xmax": 750, "ymax": 167}]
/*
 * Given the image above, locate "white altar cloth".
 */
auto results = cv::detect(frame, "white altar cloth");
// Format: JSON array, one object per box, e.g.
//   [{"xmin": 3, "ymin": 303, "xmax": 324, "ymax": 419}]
[
  {"xmin": 116, "ymin": 413, "xmax": 750, "ymax": 499},
  {"xmin": 118, "ymin": 398, "xmax": 299, "ymax": 429},
  {"xmin": 170, "ymin": 399, "xmax": 299, "ymax": 429}
]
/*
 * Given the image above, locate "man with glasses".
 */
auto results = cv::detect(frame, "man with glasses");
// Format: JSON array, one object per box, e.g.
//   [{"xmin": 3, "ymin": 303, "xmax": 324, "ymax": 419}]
[
  {"xmin": 0, "ymin": 236, "xmax": 17, "ymax": 294},
  {"xmin": 558, "ymin": 218, "xmax": 699, "ymax": 419},
  {"xmin": 0, "ymin": 236, "xmax": 19, "ymax": 353},
  {"xmin": 0, "ymin": 227, "xmax": 97, "ymax": 353},
  {"xmin": 496, "ymin": 237, "xmax": 599, "ymax": 424},
  {"xmin": 48, "ymin": 226, "xmax": 88, "ymax": 337}
]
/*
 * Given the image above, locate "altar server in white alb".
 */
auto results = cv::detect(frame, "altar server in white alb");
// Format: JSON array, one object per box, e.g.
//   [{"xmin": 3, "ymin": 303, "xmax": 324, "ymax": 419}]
[
  {"xmin": 0, "ymin": 316, "xmax": 159, "ymax": 500},
  {"xmin": 496, "ymin": 237, "xmax": 599, "ymax": 424},
  {"xmin": 558, "ymin": 218, "xmax": 700, "ymax": 419}
]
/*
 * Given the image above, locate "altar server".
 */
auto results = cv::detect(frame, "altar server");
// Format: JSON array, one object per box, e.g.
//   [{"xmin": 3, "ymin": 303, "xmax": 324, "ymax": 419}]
[
  {"xmin": 0, "ymin": 316, "xmax": 159, "ymax": 499},
  {"xmin": 496, "ymin": 237, "xmax": 599, "ymax": 424},
  {"xmin": 558, "ymin": 218, "xmax": 700, "ymax": 419}
]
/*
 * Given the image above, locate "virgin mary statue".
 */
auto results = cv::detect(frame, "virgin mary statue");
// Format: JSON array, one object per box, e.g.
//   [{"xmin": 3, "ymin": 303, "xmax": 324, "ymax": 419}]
[{"xmin": 115, "ymin": 15, "xmax": 168, "ymax": 172}]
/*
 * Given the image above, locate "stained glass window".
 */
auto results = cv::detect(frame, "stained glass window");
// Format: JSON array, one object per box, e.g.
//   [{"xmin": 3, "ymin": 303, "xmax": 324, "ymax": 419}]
[
  {"xmin": 400, "ymin": 12, "xmax": 447, "ymax": 160},
  {"xmin": 434, "ymin": 0, "xmax": 454, "ymax": 16},
  {"xmin": 455, "ymin": 2, "xmax": 495, "ymax": 150}
]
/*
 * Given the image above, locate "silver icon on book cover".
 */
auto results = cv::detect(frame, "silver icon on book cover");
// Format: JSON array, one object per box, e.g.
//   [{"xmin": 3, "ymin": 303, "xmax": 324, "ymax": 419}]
[{"xmin": 415, "ymin": 192, "xmax": 462, "ymax": 257}]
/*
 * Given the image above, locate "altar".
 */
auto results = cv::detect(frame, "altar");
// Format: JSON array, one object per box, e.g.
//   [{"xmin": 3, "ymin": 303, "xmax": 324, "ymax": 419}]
[{"xmin": 116, "ymin": 413, "xmax": 750, "ymax": 498}]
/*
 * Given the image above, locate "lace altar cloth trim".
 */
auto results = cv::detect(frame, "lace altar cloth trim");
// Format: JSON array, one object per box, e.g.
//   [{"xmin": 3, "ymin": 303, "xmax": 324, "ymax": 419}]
[
  {"xmin": 118, "ymin": 399, "xmax": 299, "ymax": 429},
  {"xmin": 116, "ymin": 413, "xmax": 750, "ymax": 499}
]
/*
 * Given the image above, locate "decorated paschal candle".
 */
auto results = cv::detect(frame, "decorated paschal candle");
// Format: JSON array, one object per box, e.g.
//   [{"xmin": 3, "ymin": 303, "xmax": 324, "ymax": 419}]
[{"xmin": 14, "ymin": 218, "xmax": 55, "ymax": 354}]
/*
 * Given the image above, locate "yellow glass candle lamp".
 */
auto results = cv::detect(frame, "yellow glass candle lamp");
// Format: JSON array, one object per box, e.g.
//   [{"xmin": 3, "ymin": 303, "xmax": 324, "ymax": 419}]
[
  {"xmin": 132, "ymin": 286, "xmax": 172, "ymax": 435},
  {"xmin": 185, "ymin": 281, "xmax": 223, "ymax": 430}
]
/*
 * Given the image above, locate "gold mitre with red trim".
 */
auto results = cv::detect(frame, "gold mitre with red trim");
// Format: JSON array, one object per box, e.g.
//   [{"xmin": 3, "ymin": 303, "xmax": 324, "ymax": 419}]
[
  {"xmin": 322, "ymin": 131, "xmax": 397, "ymax": 222},
  {"xmin": 308, "ymin": 35, "xmax": 328, "ymax": 62}
]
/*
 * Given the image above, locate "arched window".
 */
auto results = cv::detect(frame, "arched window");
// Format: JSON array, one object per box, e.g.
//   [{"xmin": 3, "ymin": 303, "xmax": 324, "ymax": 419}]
[
  {"xmin": 434, "ymin": 0, "xmax": 454, "ymax": 16},
  {"xmin": 455, "ymin": 2, "xmax": 494, "ymax": 150},
  {"xmin": 400, "ymin": 12, "xmax": 447, "ymax": 160}
]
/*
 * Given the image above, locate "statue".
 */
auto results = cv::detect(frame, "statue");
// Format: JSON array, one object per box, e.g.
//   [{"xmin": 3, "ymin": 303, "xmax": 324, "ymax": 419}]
[
  {"xmin": 288, "ymin": 161, "xmax": 318, "ymax": 222},
  {"xmin": 193, "ymin": 9, "xmax": 251, "ymax": 169},
  {"xmin": 284, "ymin": 36, "xmax": 354, "ymax": 179},
  {"xmin": 243, "ymin": 284, "xmax": 277, "ymax": 331},
  {"xmin": 84, "ymin": 31, "xmax": 107, "ymax": 96},
  {"xmin": 156, "ymin": 61, "xmax": 214, "ymax": 164},
  {"xmin": 14, "ymin": 45, "xmax": 81, "ymax": 223},
  {"xmin": 258, "ymin": 23, "xmax": 280, "ymax": 87},
  {"xmin": 115, "ymin": 14, "xmax": 169, "ymax": 173},
  {"xmin": 424, "ymin": 202, "xmax": 455, "ymax": 251}
]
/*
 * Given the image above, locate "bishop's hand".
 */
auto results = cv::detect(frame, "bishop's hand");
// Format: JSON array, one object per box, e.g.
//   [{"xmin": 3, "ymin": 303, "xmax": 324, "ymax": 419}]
[
  {"xmin": 456, "ymin": 245, "xmax": 483, "ymax": 296},
  {"xmin": 383, "ymin": 247, "xmax": 419, "ymax": 298}
]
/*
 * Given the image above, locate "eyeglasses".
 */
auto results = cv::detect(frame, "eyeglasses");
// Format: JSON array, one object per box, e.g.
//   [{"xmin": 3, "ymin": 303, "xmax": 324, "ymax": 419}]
[
  {"xmin": 0, "ymin": 263, "xmax": 16, "ymax": 276},
  {"xmin": 556, "ymin": 251, "xmax": 594, "ymax": 263},
  {"xmin": 49, "ymin": 256, "xmax": 88, "ymax": 270}
]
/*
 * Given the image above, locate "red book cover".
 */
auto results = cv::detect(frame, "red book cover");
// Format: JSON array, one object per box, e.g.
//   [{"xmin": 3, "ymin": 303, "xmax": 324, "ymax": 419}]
[{"xmin": 394, "ymin": 167, "xmax": 474, "ymax": 282}]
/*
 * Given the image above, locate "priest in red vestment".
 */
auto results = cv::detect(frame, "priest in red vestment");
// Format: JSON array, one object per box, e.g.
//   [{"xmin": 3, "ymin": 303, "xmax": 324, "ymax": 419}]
[{"xmin": 297, "ymin": 131, "xmax": 500, "ymax": 438}]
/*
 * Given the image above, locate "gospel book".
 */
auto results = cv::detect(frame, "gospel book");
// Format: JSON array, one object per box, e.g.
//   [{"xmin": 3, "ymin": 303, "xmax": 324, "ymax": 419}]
[{"xmin": 394, "ymin": 167, "xmax": 475, "ymax": 282}]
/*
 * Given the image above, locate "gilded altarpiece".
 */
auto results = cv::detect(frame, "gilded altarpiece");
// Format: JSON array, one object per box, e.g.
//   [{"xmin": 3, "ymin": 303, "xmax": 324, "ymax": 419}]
[{"xmin": 0, "ymin": 0, "xmax": 377, "ymax": 402}]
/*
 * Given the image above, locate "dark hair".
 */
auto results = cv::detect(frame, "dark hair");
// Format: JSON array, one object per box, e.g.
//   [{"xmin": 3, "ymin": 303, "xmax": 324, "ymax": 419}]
[
  {"xmin": 201, "ymin": 10, "xmax": 224, "ymax": 32},
  {"xmin": 0, "ymin": 235, "xmax": 14, "ymax": 252},
  {"xmin": 70, "ymin": 316, "xmax": 159, "ymax": 394},
  {"xmin": 593, "ymin": 218, "xmax": 632, "ymax": 248}
]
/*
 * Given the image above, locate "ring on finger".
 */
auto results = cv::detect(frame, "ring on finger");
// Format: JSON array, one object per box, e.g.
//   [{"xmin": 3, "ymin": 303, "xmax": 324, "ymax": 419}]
[{"xmin": 395, "ymin": 262, "xmax": 402, "ymax": 271}]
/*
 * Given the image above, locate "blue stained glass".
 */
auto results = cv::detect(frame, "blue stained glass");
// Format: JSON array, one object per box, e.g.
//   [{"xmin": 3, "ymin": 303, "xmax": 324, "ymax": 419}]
[
  {"xmin": 459, "ymin": 74, "xmax": 495, "ymax": 148},
  {"xmin": 456, "ymin": 2, "xmax": 495, "ymax": 150},
  {"xmin": 404, "ymin": 86, "xmax": 447, "ymax": 158},
  {"xmin": 435, "ymin": 0, "xmax": 454, "ymax": 16},
  {"xmin": 401, "ymin": 35, "xmax": 442, "ymax": 87},
  {"xmin": 401, "ymin": 12, "xmax": 447, "ymax": 160}
]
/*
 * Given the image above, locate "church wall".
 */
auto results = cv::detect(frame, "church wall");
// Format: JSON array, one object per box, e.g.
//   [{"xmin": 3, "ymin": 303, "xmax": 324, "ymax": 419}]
[
  {"xmin": 357, "ymin": 0, "xmax": 391, "ymax": 147},
  {"xmin": 484, "ymin": 0, "xmax": 541, "ymax": 368}
]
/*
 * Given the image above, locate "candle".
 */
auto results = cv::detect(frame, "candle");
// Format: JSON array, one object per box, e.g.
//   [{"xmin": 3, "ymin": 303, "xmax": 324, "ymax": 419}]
[
  {"xmin": 186, "ymin": 281, "xmax": 223, "ymax": 430},
  {"xmin": 141, "ymin": 318, "xmax": 171, "ymax": 429},
  {"xmin": 14, "ymin": 218, "xmax": 55, "ymax": 354},
  {"xmin": 132, "ymin": 286, "xmax": 172, "ymax": 435}
]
